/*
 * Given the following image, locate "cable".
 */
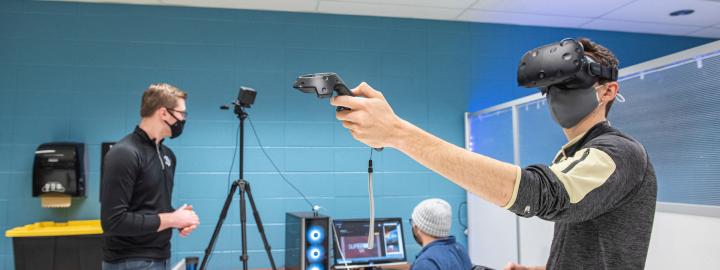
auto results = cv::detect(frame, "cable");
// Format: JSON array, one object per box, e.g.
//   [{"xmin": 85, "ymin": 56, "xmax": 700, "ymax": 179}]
[
  {"xmin": 227, "ymin": 124, "xmax": 240, "ymax": 191},
  {"xmin": 332, "ymin": 223, "xmax": 351, "ymax": 269},
  {"xmin": 206, "ymin": 124, "xmax": 241, "ymax": 268},
  {"xmin": 248, "ymin": 116, "xmax": 378, "ymax": 268},
  {"xmin": 247, "ymin": 116, "xmax": 315, "ymax": 209},
  {"xmin": 367, "ymin": 148, "xmax": 375, "ymax": 250}
]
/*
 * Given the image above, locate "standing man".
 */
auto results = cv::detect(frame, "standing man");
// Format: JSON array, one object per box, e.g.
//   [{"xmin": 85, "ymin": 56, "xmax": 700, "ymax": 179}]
[
  {"xmin": 331, "ymin": 38, "xmax": 657, "ymax": 270},
  {"xmin": 101, "ymin": 83, "xmax": 200, "ymax": 270}
]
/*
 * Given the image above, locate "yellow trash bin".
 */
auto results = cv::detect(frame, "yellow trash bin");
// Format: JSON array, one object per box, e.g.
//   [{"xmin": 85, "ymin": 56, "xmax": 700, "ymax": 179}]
[{"xmin": 5, "ymin": 220, "xmax": 104, "ymax": 270}]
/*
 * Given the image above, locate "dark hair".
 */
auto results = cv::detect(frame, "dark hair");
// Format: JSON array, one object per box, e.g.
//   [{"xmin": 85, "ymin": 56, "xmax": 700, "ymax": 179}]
[{"xmin": 579, "ymin": 38, "xmax": 619, "ymax": 117}]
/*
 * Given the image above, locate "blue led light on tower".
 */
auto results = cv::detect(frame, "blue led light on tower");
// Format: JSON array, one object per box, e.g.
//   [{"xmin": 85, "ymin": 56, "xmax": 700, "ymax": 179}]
[
  {"xmin": 308, "ymin": 263, "xmax": 325, "ymax": 270},
  {"xmin": 306, "ymin": 246, "xmax": 325, "ymax": 263},
  {"xmin": 307, "ymin": 225, "xmax": 325, "ymax": 244},
  {"xmin": 286, "ymin": 212, "xmax": 329, "ymax": 270}
]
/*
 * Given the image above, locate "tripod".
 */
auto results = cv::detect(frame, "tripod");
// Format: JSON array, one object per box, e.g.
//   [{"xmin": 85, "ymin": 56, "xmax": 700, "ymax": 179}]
[{"xmin": 200, "ymin": 101, "xmax": 277, "ymax": 270}]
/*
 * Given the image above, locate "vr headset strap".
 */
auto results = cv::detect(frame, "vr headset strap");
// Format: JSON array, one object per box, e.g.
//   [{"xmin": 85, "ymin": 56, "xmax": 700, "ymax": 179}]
[{"xmin": 588, "ymin": 62, "xmax": 618, "ymax": 81}]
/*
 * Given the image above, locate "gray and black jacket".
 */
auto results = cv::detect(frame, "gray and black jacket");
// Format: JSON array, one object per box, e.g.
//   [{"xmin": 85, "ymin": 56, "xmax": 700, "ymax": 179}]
[{"xmin": 505, "ymin": 121, "xmax": 657, "ymax": 269}]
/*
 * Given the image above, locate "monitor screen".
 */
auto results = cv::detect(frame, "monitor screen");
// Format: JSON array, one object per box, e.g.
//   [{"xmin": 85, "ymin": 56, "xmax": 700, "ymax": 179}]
[{"xmin": 332, "ymin": 218, "xmax": 406, "ymax": 267}]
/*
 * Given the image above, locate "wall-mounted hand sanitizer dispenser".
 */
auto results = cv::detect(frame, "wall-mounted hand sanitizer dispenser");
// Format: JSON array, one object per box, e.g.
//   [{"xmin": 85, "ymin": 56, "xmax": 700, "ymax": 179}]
[{"xmin": 32, "ymin": 142, "xmax": 87, "ymax": 208}]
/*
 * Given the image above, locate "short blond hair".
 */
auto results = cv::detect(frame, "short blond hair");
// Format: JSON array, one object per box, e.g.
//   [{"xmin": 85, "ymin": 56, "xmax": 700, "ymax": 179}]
[{"xmin": 140, "ymin": 83, "xmax": 187, "ymax": 117}]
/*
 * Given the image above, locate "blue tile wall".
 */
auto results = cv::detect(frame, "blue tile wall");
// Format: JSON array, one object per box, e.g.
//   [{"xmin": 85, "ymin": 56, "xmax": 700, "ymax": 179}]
[{"xmin": 0, "ymin": 0, "xmax": 713, "ymax": 268}]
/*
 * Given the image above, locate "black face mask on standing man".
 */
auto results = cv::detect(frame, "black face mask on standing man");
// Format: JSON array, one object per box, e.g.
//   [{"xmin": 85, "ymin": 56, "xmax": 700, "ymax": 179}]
[{"xmin": 164, "ymin": 108, "xmax": 186, "ymax": 139}]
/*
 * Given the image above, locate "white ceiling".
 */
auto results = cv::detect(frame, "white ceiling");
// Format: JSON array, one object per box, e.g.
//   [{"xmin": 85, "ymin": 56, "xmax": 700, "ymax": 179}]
[{"xmin": 54, "ymin": 0, "xmax": 720, "ymax": 38}]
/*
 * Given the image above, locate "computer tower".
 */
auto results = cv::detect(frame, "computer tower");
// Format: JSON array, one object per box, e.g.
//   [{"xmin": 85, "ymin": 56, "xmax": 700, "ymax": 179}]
[{"xmin": 285, "ymin": 212, "xmax": 330, "ymax": 270}]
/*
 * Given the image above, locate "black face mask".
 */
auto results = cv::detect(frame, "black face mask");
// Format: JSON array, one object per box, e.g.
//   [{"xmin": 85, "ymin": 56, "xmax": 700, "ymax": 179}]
[
  {"xmin": 412, "ymin": 226, "xmax": 423, "ymax": 247},
  {"xmin": 164, "ymin": 109, "xmax": 186, "ymax": 139}
]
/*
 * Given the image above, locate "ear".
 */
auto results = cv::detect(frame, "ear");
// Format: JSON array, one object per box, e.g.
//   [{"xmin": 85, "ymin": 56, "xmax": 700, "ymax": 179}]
[
  {"xmin": 154, "ymin": 107, "xmax": 169, "ymax": 119},
  {"xmin": 412, "ymin": 225, "xmax": 423, "ymax": 236},
  {"xmin": 599, "ymin": 81, "xmax": 618, "ymax": 103}
]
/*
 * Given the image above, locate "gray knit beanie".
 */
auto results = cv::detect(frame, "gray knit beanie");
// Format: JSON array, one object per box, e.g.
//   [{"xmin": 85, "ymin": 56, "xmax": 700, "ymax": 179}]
[{"xmin": 411, "ymin": 198, "xmax": 452, "ymax": 238}]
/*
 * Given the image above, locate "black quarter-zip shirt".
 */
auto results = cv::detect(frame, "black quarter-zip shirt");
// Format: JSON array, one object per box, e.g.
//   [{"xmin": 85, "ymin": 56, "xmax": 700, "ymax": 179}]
[{"xmin": 101, "ymin": 126, "xmax": 176, "ymax": 262}]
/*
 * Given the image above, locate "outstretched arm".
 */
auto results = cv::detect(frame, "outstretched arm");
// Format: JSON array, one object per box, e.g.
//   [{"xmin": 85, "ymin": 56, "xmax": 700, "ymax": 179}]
[{"xmin": 331, "ymin": 82, "xmax": 519, "ymax": 207}]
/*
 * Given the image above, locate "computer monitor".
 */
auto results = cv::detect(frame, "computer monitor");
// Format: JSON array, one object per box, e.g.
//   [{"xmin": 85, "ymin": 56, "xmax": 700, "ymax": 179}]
[{"xmin": 332, "ymin": 218, "xmax": 407, "ymax": 268}]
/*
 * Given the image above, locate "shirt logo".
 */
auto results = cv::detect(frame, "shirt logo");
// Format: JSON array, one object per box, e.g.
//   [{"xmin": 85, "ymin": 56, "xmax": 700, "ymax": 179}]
[{"xmin": 164, "ymin": 155, "xmax": 172, "ymax": 168}]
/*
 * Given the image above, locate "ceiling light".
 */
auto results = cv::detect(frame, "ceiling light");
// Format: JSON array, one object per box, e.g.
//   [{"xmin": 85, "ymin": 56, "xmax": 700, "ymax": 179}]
[{"xmin": 669, "ymin": 9, "xmax": 695, "ymax": 16}]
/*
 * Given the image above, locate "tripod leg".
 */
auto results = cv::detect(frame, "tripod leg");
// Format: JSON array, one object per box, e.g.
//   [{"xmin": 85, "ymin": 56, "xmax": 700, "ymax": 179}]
[
  {"xmin": 200, "ymin": 181, "xmax": 239, "ymax": 270},
  {"xmin": 244, "ymin": 183, "xmax": 278, "ymax": 270},
  {"xmin": 240, "ymin": 181, "xmax": 249, "ymax": 270}
]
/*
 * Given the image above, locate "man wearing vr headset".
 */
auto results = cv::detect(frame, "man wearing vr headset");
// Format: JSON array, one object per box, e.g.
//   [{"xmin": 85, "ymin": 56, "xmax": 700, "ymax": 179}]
[{"xmin": 332, "ymin": 38, "xmax": 656, "ymax": 270}]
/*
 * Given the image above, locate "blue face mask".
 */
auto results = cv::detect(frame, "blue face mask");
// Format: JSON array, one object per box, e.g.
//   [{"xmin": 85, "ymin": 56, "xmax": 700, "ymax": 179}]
[{"xmin": 545, "ymin": 85, "xmax": 599, "ymax": 128}]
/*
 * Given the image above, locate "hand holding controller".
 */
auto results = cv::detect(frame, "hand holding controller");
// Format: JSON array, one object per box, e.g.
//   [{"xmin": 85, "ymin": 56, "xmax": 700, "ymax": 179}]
[{"xmin": 292, "ymin": 72, "xmax": 383, "ymax": 152}]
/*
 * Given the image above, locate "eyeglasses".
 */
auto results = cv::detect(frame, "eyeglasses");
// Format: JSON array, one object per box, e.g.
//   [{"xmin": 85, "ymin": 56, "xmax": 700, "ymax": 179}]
[{"xmin": 166, "ymin": 108, "xmax": 187, "ymax": 118}]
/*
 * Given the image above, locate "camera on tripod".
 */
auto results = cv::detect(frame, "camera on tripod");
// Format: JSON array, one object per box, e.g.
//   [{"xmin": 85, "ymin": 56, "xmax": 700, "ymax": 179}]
[
  {"xmin": 236, "ymin": 86, "xmax": 257, "ymax": 108},
  {"xmin": 205, "ymin": 85, "xmax": 276, "ymax": 270},
  {"xmin": 220, "ymin": 86, "xmax": 257, "ymax": 119}
]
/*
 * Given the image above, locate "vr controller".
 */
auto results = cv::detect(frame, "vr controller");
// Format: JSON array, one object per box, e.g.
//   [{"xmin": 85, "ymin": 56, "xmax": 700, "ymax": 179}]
[
  {"xmin": 293, "ymin": 72, "xmax": 383, "ymax": 152},
  {"xmin": 517, "ymin": 38, "xmax": 618, "ymax": 93},
  {"xmin": 293, "ymin": 72, "xmax": 353, "ymax": 111}
]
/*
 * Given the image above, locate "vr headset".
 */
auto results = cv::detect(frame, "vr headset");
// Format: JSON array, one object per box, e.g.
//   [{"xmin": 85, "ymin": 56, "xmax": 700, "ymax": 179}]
[{"xmin": 517, "ymin": 38, "xmax": 618, "ymax": 93}]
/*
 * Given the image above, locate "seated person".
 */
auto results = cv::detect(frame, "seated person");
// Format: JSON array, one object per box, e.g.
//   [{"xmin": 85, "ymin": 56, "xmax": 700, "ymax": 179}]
[{"xmin": 410, "ymin": 198, "xmax": 473, "ymax": 270}]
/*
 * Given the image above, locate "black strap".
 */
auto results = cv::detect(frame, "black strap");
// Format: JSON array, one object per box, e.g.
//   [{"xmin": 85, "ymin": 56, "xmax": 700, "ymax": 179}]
[{"xmin": 588, "ymin": 63, "xmax": 618, "ymax": 81}]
